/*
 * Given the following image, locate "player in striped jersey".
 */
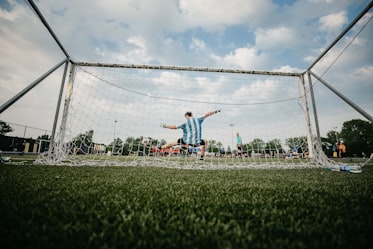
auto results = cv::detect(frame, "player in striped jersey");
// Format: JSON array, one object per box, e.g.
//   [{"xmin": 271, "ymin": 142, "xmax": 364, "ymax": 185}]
[{"xmin": 160, "ymin": 110, "xmax": 220, "ymax": 160}]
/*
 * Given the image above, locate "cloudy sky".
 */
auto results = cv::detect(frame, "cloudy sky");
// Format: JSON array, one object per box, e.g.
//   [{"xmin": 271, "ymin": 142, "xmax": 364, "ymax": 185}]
[{"xmin": 0, "ymin": 0, "xmax": 372, "ymax": 147}]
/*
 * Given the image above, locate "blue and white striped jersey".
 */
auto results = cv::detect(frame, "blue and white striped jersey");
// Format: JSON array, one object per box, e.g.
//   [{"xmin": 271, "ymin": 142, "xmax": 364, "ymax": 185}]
[{"xmin": 177, "ymin": 117, "xmax": 205, "ymax": 145}]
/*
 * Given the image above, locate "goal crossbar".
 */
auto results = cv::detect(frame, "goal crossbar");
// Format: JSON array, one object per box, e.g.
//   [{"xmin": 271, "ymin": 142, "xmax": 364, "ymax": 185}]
[{"xmin": 73, "ymin": 62, "xmax": 302, "ymax": 77}]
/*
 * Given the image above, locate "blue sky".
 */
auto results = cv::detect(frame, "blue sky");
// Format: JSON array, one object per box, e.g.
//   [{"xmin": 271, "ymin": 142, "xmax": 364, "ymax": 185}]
[{"xmin": 0, "ymin": 0, "xmax": 372, "ymax": 146}]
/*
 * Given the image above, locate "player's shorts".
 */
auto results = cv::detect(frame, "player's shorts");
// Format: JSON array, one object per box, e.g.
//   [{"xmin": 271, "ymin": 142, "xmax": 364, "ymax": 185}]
[{"xmin": 177, "ymin": 138, "xmax": 206, "ymax": 147}]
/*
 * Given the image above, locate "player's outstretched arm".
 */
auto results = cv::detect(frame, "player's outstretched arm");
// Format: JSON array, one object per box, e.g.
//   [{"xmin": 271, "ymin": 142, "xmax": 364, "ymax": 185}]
[
  {"xmin": 204, "ymin": 109, "xmax": 221, "ymax": 118},
  {"xmin": 160, "ymin": 123, "xmax": 177, "ymax": 129}
]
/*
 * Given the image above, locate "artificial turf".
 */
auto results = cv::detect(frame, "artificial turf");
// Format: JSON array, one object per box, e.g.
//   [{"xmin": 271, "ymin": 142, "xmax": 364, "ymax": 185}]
[{"xmin": 0, "ymin": 162, "xmax": 372, "ymax": 249}]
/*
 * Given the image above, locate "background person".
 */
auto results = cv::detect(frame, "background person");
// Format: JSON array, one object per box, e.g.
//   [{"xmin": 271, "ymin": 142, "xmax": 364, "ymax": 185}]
[
  {"xmin": 332, "ymin": 142, "xmax": 339, "ymax": 158},
  {"xmin": 236, "ymin": 132, "xmax": 243, "ymax": 158},
  {"xmin": 221, "ymin": 146, "xmax": 225, "ymax": 157},
  {"xmin": 339, "ymin": 141, "xmax": 346, "ymax": 158}
]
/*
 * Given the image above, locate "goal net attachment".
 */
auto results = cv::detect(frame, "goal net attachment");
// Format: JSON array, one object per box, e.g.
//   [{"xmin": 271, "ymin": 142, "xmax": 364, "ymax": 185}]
[{"xmin": 36, "ymin": 63, "xmax": 332, "ymax": 169}]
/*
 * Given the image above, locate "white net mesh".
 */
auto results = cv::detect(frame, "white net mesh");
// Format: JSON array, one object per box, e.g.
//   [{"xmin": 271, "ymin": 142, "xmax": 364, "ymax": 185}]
[{"xmin": 36, "ymin": 64, "xmax": 333, "ymax": 169}]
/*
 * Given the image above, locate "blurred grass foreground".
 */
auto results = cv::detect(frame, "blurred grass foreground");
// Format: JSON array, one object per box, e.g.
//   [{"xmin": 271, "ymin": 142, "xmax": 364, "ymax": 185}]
[{"xmin": 0, "ymin": 161, "xmax": 372, "ymax": 249}]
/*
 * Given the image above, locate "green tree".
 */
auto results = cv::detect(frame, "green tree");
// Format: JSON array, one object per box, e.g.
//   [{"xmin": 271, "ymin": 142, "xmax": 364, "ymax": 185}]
[
  {"xmin": 73, "ymin": 130, "xmax": 94, "ymax": 146},
  {"xmin": 37, "ymin": 134, "xmax": 50, "ymax": 140},
  {"xmin": 0, "ymin": 121, "xmax": 14, "ymax": 135},
  {"xmin": 227, "ymin": 145, "xmax": 232, "ymax": 154},
  {"xmin": 285, "ymin": 136, "xmax": 308, "ymax": 153},
  {"xmin": 123, "ymin": 136, "xmax": 142, "ymax": 155},
  {"xmin": 249, "ymin": 138, "xmax": 266, "ymax": 153},
  {"xmin": 125, "ymin": 136, "xmax": 136, "ymax": 144},
  {"xmin": 265, "ymin": 139, "xmax": 284, "ymax": 156},
  {"xmin": 339, "ymin": 119, "xmax": 373, "ymax": 157},
  {"xmin": 72, "ymin": 130, "xmax": 94, "ymax": 153},
  {"xmin": 159, "ymin": 139, "xmax": 167, "ymax": 146},
  {"xmin": 326, "ymin": 130, "xmax": 339, "ymax": 143},
  {"xmin": 107, "ymin": 138, "xmax": 123, "ymax": 154},
  {"xmin": 208, "ymin": 139, "xmax": 219, "ymax": 153}
]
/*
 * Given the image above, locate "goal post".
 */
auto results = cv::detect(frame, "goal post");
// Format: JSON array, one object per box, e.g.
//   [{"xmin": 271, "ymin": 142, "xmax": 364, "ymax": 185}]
[{"xmin": 36, "ymin": 62, "xmax": 331, "ymax": 169}]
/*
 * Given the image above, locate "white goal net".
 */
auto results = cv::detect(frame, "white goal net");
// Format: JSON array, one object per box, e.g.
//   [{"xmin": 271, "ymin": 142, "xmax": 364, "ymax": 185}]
[{"xmin": 36, "ymin": 63, "xmax": 331, "ymax": 169}]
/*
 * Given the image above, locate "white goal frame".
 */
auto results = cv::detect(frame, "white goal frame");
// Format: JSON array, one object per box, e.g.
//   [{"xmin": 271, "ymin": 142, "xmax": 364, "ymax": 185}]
[{"xmin": 33, "ymin": 61, "xmax": 334, "ymax": 169}]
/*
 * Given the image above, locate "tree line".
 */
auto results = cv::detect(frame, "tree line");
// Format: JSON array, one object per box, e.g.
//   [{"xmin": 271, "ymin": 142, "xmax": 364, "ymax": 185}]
[
  {"xmin": 322, "ymin": 119, "xmax": 373, "ymax": 157},
  {"xmin": 1, "ymin": 119, "xmax": 372, "ymax": 157}
]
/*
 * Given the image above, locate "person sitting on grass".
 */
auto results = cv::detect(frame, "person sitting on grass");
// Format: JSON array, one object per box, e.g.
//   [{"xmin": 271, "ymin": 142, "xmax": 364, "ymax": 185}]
[{"xmin": 160, "ymin": 110, "xmax": 220, "ymax": 160}]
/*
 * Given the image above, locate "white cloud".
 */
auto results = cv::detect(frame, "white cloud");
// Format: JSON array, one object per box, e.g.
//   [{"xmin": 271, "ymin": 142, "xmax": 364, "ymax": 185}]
[
  {"xmin": 255, "ymin": 26, "xmax": 297, "ymax": 50},
  {"xmin": 0, "ymin": 1, "xmax": 21, "ymax": 21},
  {"xmin": 177, "ymin": 0, "xmax": 273, "ymax": 30},
  {"xmin": 222, "ymin": 47, "xmax": 263, "ymax": 69},
  {"xmin": 354, "ymin": 65, "xmax": 373, "ymax": 78},
  {"xmin": 319, "ymin": 11, "xmax": 348, "ymax": 31},
  {"xmin": 233, "ymin": 79, "xmax": 279, "ymax": 103},
  {"xmin": 274, "ymin": 65, "xmax": 303, "ymax": 73},
  {"xmin": 189, "ymin": 38, "xmax": 206, "ymax": 52}
]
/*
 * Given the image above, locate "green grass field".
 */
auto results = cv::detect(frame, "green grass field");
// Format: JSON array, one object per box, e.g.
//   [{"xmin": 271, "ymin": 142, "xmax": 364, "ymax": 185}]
[{"xmin": 0, "ymin": 158, "xmax": 372, "ymax": 249}]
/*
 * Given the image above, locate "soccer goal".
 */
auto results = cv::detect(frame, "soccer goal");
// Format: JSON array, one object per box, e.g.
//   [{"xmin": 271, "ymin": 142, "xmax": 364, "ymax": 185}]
[{"xmin": 35, "ymin": 62, "xmax": 332, "ymax": 169}]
